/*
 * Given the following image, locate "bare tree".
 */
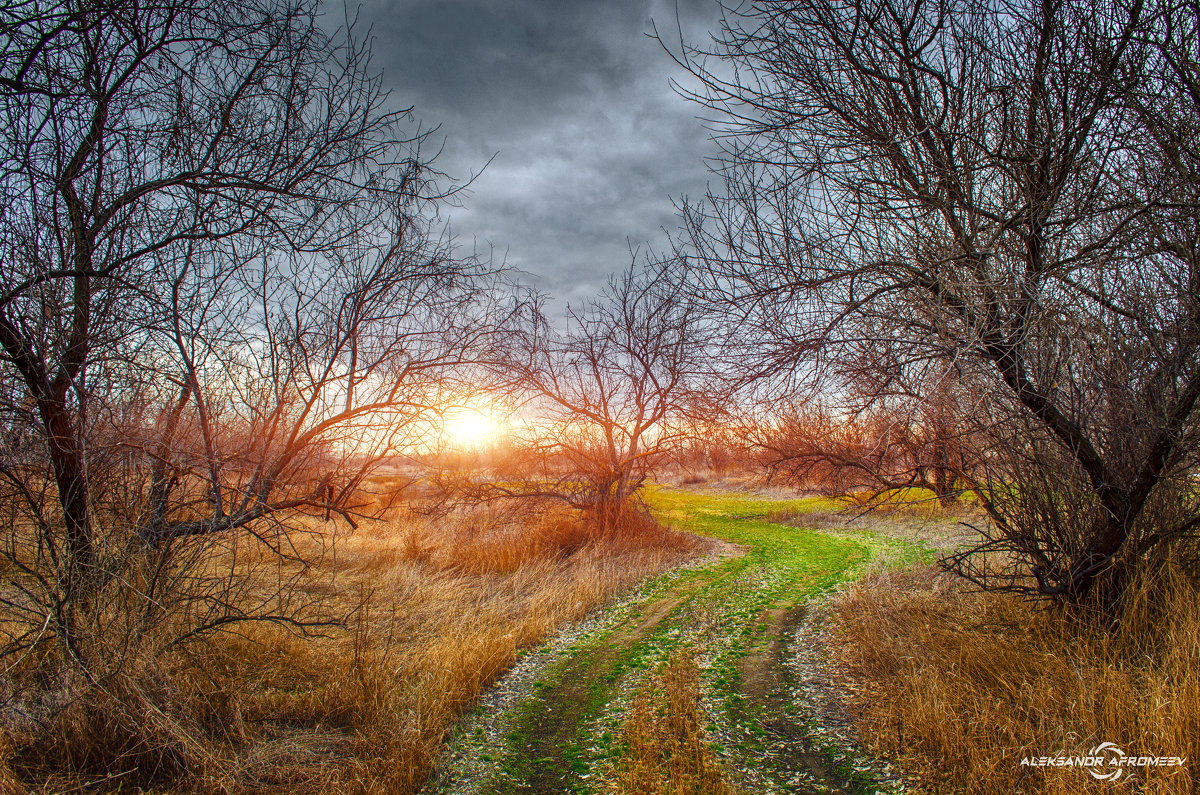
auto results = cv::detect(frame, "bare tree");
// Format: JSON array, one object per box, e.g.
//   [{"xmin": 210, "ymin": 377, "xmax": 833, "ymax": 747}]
[
  {"xmin": 0, "ymin": 0, "xmax": 504, "ymax": 692},
  {"xmin": 664, "ymin": 0, "xmax": 1200, "ymax": 602},
  {"xmin": 499, "ymin": 261, "xmax": 709, "ymax": 531},
  {"xmin": 739, "ymin": 387, "xmax": 970, "ymax": 504}
]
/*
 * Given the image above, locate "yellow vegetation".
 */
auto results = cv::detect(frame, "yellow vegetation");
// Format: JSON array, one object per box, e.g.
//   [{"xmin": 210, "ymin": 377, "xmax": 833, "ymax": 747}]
[
  {"xmin": 609, "ymin": 648, "xmax": 737, "ymax": 795},
  {"xmin": 828, "ymin": 561, "xmax": 1200, "ymax": 794},
  {"xmin": 4, "ymin": 500, "xmax": 699, "ymax": 794}
]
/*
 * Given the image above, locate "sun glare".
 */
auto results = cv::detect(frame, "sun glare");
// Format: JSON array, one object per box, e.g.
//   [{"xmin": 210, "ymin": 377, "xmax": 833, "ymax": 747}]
[{"xmin": 443, "ymin": 407, "xmax": 505, "ymax": 449}]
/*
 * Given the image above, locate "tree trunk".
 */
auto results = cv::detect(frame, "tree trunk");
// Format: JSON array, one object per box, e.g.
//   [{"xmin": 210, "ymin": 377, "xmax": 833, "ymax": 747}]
[{"xmin": 45, "ymin": 403, "xmax": 94, "ymax": 601}]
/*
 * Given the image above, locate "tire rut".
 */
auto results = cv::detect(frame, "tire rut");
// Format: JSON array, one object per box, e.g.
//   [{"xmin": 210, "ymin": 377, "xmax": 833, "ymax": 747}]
[{"xmin": 736, "ymin": 603, "xmax": 866, "ymax": 794}]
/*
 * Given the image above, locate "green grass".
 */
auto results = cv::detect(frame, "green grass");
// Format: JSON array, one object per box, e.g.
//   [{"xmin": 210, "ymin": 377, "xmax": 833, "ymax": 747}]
[{"xmin": 643, "ymin": 489, "xmax": 883, "ymax": 788}]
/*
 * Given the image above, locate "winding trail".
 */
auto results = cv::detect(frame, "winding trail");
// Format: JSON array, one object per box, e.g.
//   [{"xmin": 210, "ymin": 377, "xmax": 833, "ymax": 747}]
[{"xmin": 427, "ymin": 488, "xmax": 913, "ymax": 794}]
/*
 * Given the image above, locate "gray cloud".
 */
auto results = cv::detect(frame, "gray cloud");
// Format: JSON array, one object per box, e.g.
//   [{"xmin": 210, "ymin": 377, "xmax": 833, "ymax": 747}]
[{"xmin": 345, "ymin": 0, "xmax": 723, "ymax": 306}]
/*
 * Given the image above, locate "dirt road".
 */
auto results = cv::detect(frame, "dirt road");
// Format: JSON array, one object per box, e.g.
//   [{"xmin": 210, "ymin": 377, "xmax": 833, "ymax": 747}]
[{"xmin": 427, "ymin": 489, "xmax": 914, "ymax": 794}]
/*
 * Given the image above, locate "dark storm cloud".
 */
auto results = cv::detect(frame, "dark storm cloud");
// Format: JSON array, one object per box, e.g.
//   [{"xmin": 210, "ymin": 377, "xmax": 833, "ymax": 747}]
[{"xmin": 348, "ymin": 0, "xmax": 723, "ymax": 306}]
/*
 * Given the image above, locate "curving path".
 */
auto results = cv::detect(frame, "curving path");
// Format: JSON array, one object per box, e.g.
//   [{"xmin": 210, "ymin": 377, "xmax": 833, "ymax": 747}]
[{"xmin": 427, "ymin": 488, "xmax": 913, "ymax": 794}]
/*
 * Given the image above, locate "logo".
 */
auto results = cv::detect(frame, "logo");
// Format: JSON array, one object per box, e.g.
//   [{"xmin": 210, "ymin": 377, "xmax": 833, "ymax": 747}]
[
  {"xmin": 1020, "ymin": 743, "xmax": 1187, "ymax": 782},
  {"xmin": 1089, "ymin": 743, "xmax": 1127, "ymax": 781}
]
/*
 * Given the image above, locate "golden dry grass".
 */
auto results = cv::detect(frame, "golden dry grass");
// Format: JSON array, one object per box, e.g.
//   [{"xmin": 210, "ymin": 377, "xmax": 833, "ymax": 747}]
[
  {"xmin": 608, "ymin": 648, "xmax": 737, "ymax": 795},
  {"xmin": 826, "ymin": 561, "xmax": 1200, "ymax": 794},
  {"xmin": 3, "ymin": 500, "xmax": 702, "ymax": 794}
]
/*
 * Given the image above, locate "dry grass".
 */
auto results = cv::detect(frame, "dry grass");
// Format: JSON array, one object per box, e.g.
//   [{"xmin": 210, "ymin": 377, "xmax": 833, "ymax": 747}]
[
  {"xmin": 3, "ymin": 500, "xmax": 702, "ymax": 794},
  {"xmin": 609, "ymin": 648, "xmax": 737, "ymax": 795},
  {"xmin": 826, "ymin": 561, "xmax": 1200, "ymax": 794}
]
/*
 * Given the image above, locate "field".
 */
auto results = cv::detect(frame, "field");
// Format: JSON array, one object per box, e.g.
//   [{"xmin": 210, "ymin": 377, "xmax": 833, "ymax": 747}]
[
  {"xmin": 827, "ymin": 562, "xmax": 1200, "ymax": 794},
  {"xmin": 3, "ymin": 485, "xmax": 1197, "ymax": 794},
  {"xmin": 2, "ymin": 497, "xmax": 703, "ymax": 794}
]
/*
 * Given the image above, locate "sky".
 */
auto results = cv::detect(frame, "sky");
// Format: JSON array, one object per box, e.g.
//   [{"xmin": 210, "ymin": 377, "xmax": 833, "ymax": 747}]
[{"xmin": 348, "ymin": 0, "xmax": 726, "ymax": 308}]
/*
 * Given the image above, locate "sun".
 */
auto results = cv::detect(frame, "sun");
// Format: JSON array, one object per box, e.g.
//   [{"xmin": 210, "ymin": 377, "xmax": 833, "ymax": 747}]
[{"xmin": 443, "ymin": 406, "xmax": 505, "ymax": 449}]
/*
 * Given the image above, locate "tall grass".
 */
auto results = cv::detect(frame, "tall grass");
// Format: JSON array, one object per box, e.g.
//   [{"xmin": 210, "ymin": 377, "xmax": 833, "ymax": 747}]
[
  {"xmin": 827, "ymin": 560, "xmax": 1200, "ymax": 794},
  {"xmin": 3, "ymin": 501, "xmax": 701, "ymax": 794},
  {"xmin": 609, "ymin": 648, "xmax": 737, "ymax": 795}
]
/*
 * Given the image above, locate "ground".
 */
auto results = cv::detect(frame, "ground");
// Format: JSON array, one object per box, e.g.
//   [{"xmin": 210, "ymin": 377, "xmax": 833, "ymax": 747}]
[{"xmin": 426, "ymin": 487, "xmax": 930, "ymax": 794}]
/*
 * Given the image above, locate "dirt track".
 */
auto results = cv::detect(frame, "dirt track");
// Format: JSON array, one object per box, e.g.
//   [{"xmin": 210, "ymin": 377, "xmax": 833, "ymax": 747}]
[{"xmin": 428, "ymin": 489, "xmax": 911, "ymax": 794}]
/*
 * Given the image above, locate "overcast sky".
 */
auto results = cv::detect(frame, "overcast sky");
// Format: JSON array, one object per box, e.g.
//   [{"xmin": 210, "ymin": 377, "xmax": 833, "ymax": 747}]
[{"xmin": 347, "ymin": 0, "xmax": 725, "ymax": 307}]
